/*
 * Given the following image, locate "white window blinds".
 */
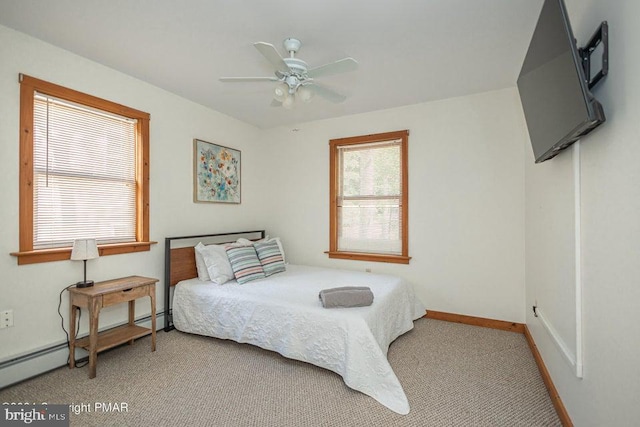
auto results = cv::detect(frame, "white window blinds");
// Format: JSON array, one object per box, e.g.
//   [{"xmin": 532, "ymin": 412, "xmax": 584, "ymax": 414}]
[
  {"xmin": 33, "ymin": 93, "xmax": 137, "ymax": 249},
  {"xmin": 337, "ymin": 139, "xmax": 402, "ymax": 255}
]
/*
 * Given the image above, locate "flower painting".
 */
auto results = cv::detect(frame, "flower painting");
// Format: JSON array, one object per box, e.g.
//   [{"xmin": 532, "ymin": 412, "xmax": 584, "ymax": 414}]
[{"xmin": 194, "ymin": 139, "xmax": 241, "ymax": 203}]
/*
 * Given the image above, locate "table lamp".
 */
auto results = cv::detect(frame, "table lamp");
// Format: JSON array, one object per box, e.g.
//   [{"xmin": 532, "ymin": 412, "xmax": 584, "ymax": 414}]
[{"xmin": 70, "ymin": 238, "xmax": 100, "ymax": 288}]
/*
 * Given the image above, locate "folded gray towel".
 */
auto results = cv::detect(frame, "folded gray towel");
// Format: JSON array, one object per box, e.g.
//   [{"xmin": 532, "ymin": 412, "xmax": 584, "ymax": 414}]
[{"xmin": 319, "ymin": 286, "xmax": 374, "ymax": 308}]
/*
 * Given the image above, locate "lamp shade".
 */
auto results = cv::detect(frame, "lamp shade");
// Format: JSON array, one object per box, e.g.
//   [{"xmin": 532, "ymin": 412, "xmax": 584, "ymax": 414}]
[
  {"xmin": 70, "ymin": 239, "xmax": 99, "ymax": 261},
  {"xmin": 273, "ymin": 82, "xmax": 288, "ymax": 103},
  {"xmin": 297, "ymin": 86, "xmax": 314, "ymax": 103},
  {"xmin": 282, "ymin": 94, "xmax": 295, "ymax": 110}
]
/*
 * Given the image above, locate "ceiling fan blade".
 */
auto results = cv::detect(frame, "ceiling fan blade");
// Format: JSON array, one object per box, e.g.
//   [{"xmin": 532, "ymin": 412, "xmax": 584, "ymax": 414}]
[
  {"xmin": 219, "ymin": 77, "xmax": 279, "ymax": 82},
  {"xmin": 254, "ymin": 42, "xmax": 290, "ymax": 74},
  {"xmin": 307, "ymin": 58, "xmax": 358, "ymax": 78},
  {"xmin": 309, "ymin": 83, "xmax": 347, "ymax": 103}
]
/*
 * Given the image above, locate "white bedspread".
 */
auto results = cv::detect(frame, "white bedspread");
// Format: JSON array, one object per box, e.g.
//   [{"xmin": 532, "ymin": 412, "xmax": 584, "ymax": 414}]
[{"xmin": 172, "ymin": 264, "xmax": 425, "ymax": 414}]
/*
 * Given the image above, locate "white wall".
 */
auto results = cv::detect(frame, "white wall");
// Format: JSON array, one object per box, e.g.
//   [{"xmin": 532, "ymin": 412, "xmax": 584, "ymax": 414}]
[
  {"xmin": 0, "ymin": 25, "xmax": 267, "ymax": 362},
  {"xmin": 525, "ymin": 0, "xmax": 640, "ymax": 424},
  {"xmin": 262, "ymin": 88, "xmax": 527, "ymax": 323}
]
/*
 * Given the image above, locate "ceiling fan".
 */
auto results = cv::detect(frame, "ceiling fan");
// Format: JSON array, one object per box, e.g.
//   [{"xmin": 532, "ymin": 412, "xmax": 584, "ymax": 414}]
[{"xmin": 219, "ymin": 38, "xmax": 358, "ymax": 109}]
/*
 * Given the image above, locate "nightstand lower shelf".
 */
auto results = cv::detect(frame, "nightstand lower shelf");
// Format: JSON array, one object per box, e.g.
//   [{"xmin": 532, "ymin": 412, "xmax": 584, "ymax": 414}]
[
  {"xmin": 69, "ymin": 275, "xmax": 158, "ymax": 378},
  {"xmin": 75, "ymin": 324, "xmax": 152, "ymax": 353}
]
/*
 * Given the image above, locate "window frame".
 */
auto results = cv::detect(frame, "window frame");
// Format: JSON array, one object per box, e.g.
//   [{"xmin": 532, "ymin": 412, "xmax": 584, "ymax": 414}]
[
  {"xmin": 328, "ymin": 130, "xmax": 410, "ymax": 264},
  {"xmin": 11, "ymin": 74, "xmax": 153, "ymax": 265}
]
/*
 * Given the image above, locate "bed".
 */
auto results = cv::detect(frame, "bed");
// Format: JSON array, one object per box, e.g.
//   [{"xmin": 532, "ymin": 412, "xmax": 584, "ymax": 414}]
[{"xmin": 164, "ymin": 231, "xmax": 426, "ymax": 414}]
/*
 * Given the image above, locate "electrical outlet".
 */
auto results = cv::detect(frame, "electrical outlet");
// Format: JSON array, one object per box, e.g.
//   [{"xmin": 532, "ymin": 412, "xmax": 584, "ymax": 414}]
[
  {"xmin": 0, "ymin": 310, "xmax": 13, "ymax": 328},
  {"xmin": 365, "ymin": 268, "xmax": 372, "ymax": 273}
]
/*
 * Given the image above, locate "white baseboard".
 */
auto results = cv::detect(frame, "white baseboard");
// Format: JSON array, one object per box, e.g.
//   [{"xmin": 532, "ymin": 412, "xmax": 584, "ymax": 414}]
[{"xmin": 0, "ymin": 312, "xmax": 166, "ymax": 390}]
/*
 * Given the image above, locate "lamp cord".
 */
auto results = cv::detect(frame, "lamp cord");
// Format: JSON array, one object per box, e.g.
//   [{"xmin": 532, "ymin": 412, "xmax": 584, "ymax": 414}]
[{"xmin": 57, "ymin": 284, "xmax": 88, "ymax": 368}]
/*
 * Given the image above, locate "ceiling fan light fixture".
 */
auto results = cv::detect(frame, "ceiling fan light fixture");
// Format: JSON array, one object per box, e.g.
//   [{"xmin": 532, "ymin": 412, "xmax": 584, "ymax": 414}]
[
  {"xmin": 297, "ymin": 85, "xmax": 314, "ymax": 103},
  {"xmin": 273, "ymin": 82, "xmax": 288, "ymax": 102},
  {"xmin": 282, "ymin": 94, "xmax": 295, "ymax": 110}
]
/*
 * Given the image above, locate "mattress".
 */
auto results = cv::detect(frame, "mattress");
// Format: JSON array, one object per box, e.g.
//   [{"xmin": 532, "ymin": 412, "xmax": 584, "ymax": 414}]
[{"xmin": 172, "ymin": 264, "xmax": 425, "ymax": 414}]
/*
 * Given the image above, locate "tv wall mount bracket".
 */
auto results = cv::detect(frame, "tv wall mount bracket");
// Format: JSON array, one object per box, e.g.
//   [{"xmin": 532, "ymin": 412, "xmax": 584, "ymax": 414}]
[{"xmin": 578, "ymin": 21, "xmax": 608, "ymax": 90}]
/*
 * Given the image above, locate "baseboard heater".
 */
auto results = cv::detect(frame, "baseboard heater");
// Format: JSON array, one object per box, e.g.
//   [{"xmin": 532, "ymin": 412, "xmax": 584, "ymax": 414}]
[{"xmin": 0, "ymin": 312, "xmax": 166, "ymax": 390}]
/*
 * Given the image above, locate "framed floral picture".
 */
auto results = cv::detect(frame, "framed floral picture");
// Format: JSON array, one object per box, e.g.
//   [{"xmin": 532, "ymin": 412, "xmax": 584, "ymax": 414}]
[{"xmin": 193, "ymin": 139, "xmax": 241, "ymax": 204}]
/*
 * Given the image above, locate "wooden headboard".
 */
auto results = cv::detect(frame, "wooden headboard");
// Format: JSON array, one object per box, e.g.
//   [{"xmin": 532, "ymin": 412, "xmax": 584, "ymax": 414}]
[
  {"xmin": 164, "ymin": 230, "xmax": 266, "ymax": 331},
  {"xmin": 169, "ymin": 246, "xmax": 198, "ymax": 286}
]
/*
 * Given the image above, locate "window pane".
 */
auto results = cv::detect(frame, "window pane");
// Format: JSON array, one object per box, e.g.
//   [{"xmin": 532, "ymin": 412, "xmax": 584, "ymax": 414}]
[
  {"xmin": 32, "ymin": 94, "xmax": 137, "ymax": 249},
  {"xmin": 340, "ymin": 141, "xmax": 401, "ymax": 198},
  {"xmin": 336, "ymin": 139, "xmax": 403, "ymax": 255},
  {"xmin": 337, "ymin": 197, "xmax": 402, "ymax": 254},
  {"xmin": 33, "ymin": 174, "xmax": 136, "ymax": 248}
]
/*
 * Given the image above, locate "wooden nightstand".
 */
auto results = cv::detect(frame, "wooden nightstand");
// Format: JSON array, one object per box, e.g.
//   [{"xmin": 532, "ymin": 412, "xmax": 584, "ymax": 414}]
[{"xmin": 68, "ymin": 275, "xmax": 158, "ymax": 378}]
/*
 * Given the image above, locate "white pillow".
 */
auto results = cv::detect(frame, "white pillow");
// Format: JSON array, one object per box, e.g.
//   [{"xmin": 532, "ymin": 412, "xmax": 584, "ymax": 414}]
[
  {"xmin": 194, "ymin": 242, "xmax": 210, "ymax": 281},
  {"xmin": 235, "ymin": 238, "xmax": 256, "ymax": 247},
  {"xmin": 195, "ymin": 243, "xmax": 235, "ymax": 284}
]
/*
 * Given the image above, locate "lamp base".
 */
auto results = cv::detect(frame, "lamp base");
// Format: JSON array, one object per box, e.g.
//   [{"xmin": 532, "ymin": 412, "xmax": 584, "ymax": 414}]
[{"xmin": 75, "ymin": 280, "xmax": 94, "ymax": 288}]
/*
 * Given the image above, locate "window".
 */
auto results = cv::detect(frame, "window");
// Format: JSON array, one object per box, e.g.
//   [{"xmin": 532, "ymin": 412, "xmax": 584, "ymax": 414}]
[
  {"xmin": 328, "ymin": 130, "xmax": 410, "ymax": 264},
  {"xmin": 12, "ymin": 75, "xmax": 152, "ymax": 265}
]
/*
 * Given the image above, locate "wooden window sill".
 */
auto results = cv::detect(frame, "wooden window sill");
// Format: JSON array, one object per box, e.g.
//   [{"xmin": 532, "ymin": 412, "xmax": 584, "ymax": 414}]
[
  {"xmin": 325, "ymin": 251, "xmax": 411, "ymax": 264},
  {"xmin": 10, "ymin": 241, "xmax": 157, "ymax": 265}
]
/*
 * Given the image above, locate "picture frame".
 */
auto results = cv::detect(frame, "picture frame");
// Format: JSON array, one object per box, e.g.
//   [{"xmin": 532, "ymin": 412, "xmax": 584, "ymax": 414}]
[{"xmin": 193, "ymin": 139, "xmax": 241, "ymax": 204}]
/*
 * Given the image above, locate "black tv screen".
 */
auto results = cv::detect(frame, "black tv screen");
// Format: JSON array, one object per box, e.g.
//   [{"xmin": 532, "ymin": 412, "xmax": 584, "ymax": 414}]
[{"xmin": 518, "ymin": 0, "xmax": 605, "ymax": 163}]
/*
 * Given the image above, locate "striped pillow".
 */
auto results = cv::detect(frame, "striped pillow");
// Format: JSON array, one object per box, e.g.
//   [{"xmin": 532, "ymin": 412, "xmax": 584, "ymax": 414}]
[
  {"xmin": 254, "ymin": 240, "xmax": 286, "ymax": 277},
  {"xmin": 225, "ymin": 246, "xmax": 265, "ymax": 284}
]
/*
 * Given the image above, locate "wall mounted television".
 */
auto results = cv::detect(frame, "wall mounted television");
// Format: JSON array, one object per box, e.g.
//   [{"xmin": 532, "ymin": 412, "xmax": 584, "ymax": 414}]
[{"xmin": 518, "ymin": 0, "xmax": 607, "ymax": 163}]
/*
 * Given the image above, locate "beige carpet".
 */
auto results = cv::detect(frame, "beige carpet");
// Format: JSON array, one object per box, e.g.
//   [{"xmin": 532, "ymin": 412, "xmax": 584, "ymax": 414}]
[{"xmin": 0, "ymin": 318, "xmax": 561, "ymax": 426}]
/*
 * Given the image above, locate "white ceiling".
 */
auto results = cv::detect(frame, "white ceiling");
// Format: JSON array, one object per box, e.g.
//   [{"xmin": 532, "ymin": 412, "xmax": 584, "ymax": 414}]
[{"xmin": 0, "ymin": 0, "xmax": 543, "ymax": 129}]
